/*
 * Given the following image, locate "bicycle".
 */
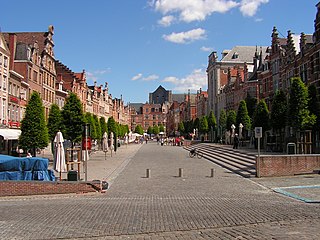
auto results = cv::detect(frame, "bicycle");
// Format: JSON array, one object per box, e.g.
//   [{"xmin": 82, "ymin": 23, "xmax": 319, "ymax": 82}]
[{"xmin": 189, "ymin": 148, "xmax": 203, "ymax": 159}]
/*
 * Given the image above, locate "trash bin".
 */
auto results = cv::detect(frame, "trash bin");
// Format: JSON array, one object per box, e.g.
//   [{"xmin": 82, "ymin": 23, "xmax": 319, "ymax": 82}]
[
  {"xmin": 67, "ymin": 170, "xmax": 78, "ymax": 181},
  {"xmin": 287, "ymin": 143, "xmax": 296, "ymax": 154}
]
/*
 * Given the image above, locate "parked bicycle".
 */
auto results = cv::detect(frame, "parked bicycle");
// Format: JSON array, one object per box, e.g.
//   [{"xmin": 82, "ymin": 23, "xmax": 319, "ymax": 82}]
[{"xmin": 189, "ymin": 148, "xmax": 203, "ymax": 159}]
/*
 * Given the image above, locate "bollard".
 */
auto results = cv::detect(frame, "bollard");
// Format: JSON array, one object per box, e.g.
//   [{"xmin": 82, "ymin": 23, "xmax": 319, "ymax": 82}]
[
  {"xmin": 179, "ymin": 168, "xmax": 183, "ymax": 178},
  {"xmin": 210, "ymin": 168, "xmax": 215, "ymax": 178},
  {"xmin": 146, "ymin": 169, "xmax": 151, "ymax": 178}
]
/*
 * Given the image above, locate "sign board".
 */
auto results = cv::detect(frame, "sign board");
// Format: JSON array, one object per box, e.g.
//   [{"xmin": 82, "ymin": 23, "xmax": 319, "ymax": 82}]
[{"xmin": 255, "ymin": 127, "xmax": 262, "ymax": 138}]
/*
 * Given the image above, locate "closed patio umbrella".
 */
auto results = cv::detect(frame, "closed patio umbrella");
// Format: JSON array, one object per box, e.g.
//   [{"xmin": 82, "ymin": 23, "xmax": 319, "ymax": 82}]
[
  {"xmin": 53, "ymin": 131, "xmax": 67, "ymax": 180},
  {"xmin": 102, "ymin": 132, "xmax": 108, "ymax": 160},
  {"xmin": 110, "ymin": 132, "xmax": 114, "ymax": 157}
]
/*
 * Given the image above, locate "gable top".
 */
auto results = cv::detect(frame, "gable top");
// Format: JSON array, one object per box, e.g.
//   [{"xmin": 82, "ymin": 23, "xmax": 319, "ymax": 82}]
[
  {"xmin": 221, "ymin": 46, "xmax": 268, "ymax": 63},
  {"xmin": 0, "ymin": 32, "xmax": 10, "ymax": 53},
  {"xmin": 3, "ymin": 32, "xmax": 47, "ymax": 53},
  {"xmin": 153, "ymin": 85, "xmax": 166, "ymax": 93}
]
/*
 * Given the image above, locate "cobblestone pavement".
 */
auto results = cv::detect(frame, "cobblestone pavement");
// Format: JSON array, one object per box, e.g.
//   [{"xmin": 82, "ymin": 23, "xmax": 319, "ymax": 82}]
[{"xmin": 1, "ymin": 142, "xmax": 320, "ymax": 239}]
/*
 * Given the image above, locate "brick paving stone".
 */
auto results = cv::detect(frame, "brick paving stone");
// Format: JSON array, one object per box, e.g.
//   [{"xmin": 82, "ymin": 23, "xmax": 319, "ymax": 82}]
[{"xmin": 1, "ymin": 142, "xmax": 320, "ymax": 239}]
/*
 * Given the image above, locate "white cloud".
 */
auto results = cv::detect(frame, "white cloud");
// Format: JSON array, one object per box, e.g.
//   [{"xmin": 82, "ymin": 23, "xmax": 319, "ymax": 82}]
[
  {"xmin": 86, "ymin": 68, "xmax": 111, "ymax": 82},
  {"xmin": 239, "ymin": 0, "xmax": 269, "ymax": 17},
  {"xmin": 132, "ymin": 73, "xmax": 159, "ymax": 81},
  {"xmin": 142, "ymin": 74, "xmax": 159, "ymax": 81},
  {"xmin": 151, "ymin": 0, "xmax": 269, "ymax": 23},
  {"xmin": 163, "ymin": 28, "xmax": 206, "ymax": 44},
  {"xmin": 132, "ymin": 73, "xmax": 143, "ymax": 81},
  {"xmin": 152, "ymin": 0, "xmax": 239, "ymax": 23},
  {"xmin": 201, "ymin": 46, "xmax": 214, "ymax": 52},
  {"xmin": 162, "ymin": 68, "xmax": 207, "ymax": 92},
  {"xmin": 158, "ymin": 15, "xmax": 176, "ymax": 27},
  {"xmin": 254, "ymin": 18, "xmax": 263, "ymax": 22}
]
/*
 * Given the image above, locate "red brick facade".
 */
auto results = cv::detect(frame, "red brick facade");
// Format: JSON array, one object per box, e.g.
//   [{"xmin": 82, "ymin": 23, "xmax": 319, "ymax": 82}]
[
  {"xmin": 257, "ymin": 155, "xmax": 320, "ymax": 177},
  {"xmin": 0, "ymin": 180, "xmax": 103, "ymax": 197}
]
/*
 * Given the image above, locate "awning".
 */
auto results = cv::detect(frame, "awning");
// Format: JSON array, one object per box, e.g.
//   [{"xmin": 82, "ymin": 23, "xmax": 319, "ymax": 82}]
[{"xmin": 0, "ymin": 129, "xmax": 21, "ymax": 140}]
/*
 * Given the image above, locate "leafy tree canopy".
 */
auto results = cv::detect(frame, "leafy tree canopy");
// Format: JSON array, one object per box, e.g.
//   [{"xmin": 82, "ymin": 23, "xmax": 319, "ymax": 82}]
[
  {"xmin": 226, "ymin": 110, "xmax": 237, "ymax": 131},
  {"xmin": 236, "ymin": 100, "xmax": 251, "ymax": 131},
  {"xmin": 308, "ymin": 84, "xmax": 320, "ymax": 131},
  {"xmin": 84, "ymin": 112, "xmax": 96, "ymax": 139},
  {"xmin": 99, "ymin": 117, "xmax": 108, "ymax": 136},
  {"xmin": 61, "ymin": 93, "xmax": 84, "ymax": 143},
  {"xmin": 134, "ymin": 124, "xmax": 144, "ymax": 135},
  {"xmin": 219, "ymin": 109, "xmax": 227, "ymax": 131},
  {"xmin": 253, "ymin": 99, "xmax": 270, "ymax": 131},
  {"xmin": 270, "ymin": 90, "xmax": 287, "ymax": 131},
  {"xmin": 147, "ymin": 126, "xmax": 153, "ymax": 135},
  {"xmin": 288, "ymin": 77, "xmax": 316, "ymax": 130},
  {"xmin": 153, "ymin": 125, "xmax": 160, "ymax": 135},
  {"xmin": 47, "ymin": 104, "xmax": 63, "ymax": 141},
  {"xmin": 207, "ymin": 111, "xmax": 217, "ymax": 130},
  {"xmin": 159, "ymin": 124, "xmax": 165, "ymax": 133},
  {"xmin": 93, "ymin": 115, "xmax": 102, "ymax": 140},
  {"xmin": 178, "ymin": 122, "xmax": 185, "ymax": 133},
  {"xmin": 19, "ymin": 92, "xmax": 49, "ymax": 155}
]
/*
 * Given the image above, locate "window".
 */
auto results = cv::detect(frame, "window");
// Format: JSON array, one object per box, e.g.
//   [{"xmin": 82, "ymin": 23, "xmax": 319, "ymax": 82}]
[
  {"xmin": 4, "ymin": 57, "xmax": 8, "ymax": 68},
  {"xmin": 3, "ymin": 76, "xmax": 7, "ymax": 90},
  {"xmin": 0, "ymin": 54, "xmax": 2, "ymax": 65},
  {"xmin": 33, "ymin": 71, "xmax": 38, "ymax": 83}
]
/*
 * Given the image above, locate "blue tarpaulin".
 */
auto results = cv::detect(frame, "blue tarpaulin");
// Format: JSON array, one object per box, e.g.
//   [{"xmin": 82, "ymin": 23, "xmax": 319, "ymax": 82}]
[{"xmin": 0, "ymin": 155, "xmax": 55, "ymax": 181}]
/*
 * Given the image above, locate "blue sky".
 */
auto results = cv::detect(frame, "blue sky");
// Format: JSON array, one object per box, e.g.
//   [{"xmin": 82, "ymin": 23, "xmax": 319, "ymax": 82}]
[{"xmin": 0, "ymin": 0, "xmax": 318, "ymax": 103}]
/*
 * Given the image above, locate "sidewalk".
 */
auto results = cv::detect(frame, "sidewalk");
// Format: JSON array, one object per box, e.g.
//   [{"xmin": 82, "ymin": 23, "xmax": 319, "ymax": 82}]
[{"xmin": 43, "ymin": 143, "xmax": 143, "ymax": 184}]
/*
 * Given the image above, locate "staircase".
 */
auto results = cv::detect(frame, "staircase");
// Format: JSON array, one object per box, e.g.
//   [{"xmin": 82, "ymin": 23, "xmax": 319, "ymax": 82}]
[{"xmin": 185, "ymin": 143, "xmax": 257, "ymax": 178}]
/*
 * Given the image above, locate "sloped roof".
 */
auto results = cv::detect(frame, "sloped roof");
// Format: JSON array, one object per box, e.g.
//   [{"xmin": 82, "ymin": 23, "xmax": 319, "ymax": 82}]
[
  {"xmin": 130, "ymin": 103, "xmax": 143, "ymax": 114},
  {"xmin": 172, "ymin": 94, "xmax": 185, "ymax": 103},
  {"xmin": 221, "ymin": 46, "xmax": 268, "ymax": 63},
  {"xmin": 3, "ymin": 32, "xmax": 47, "ymax": 53}
]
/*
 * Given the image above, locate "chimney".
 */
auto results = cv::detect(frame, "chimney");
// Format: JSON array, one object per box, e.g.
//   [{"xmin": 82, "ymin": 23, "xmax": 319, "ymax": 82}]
[{"xmin": 8, "ymin": 33, "xmax": 17, "ymax": 70}]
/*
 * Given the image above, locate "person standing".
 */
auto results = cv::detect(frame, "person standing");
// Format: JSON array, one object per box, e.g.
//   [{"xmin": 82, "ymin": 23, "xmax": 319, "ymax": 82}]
[{"xmin": 233, "ymin": 134, "xmax": 239, "ymax": 149}]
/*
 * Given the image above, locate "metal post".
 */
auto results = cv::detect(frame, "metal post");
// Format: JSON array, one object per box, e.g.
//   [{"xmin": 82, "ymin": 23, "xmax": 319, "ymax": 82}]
[
  {"xmin": 146, "ymin": 169, "xmax": 150, "ymax": 178},
  {"xmin": 210, "ymin": 168, "xmax": 215, "ymax": 178},
  {"xmin": 179, "ymin": 168, "xmax": 183, "ymax": 177},
  {"xmin": 85, "ymin": 124, "xmax": 88, "ymax": 182},
  {"xmin": 257, "ymin": 137, "xmax": 260, "ymax": 178}
]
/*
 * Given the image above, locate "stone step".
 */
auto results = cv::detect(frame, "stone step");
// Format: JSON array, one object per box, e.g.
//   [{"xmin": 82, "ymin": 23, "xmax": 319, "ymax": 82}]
[
  {"xmin": 185, "ymin": 144, "xmax": 256, "ymax": 178},
  {"xmin": 197, "ymin": 144, "xmax": 256, "ymax": 165}
]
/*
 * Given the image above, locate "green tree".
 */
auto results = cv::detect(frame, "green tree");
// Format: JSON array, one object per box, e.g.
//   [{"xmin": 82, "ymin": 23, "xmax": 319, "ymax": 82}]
[
  {"xmin": 19, "ymin": 92, "xmax": 49, "ymax": 156},
  {"xmin": 236, "ymin": 100, "xmax": 251, "ymax": 134},
  {"xmin": 84, "ymin": 112, "xmax": 96, "ymax": 138},
  {"xmin": 47, "ymin": 104, "xmax": 63, "ymax": 141},
  {"xmin": 194, "ymin": 118, "xmax": 200, "ymax": 131},
  {"xmin": 207, "ymin": 111, "xmax": 217, "ymax": 131},
  {"xmin": 134, "ymin": 124, "xmax": 144, "ymax": 135},
  {"xmin": 270, "ymin": 90, "xmax": 287, "ymax": 132},
  {"xmin": 178, "ymin": 122, "xmax": 185, "ymax": 134},
  {"xmin": 308, "ymin": 84, "xmax": 320, "ymax": 131},
  {"xmin": 107, "ymin": 117, "xmax": 117, "ymax": 135},
  {"xmin": 99, "ymin": 117, "xmax": 108, "ymax": 136},
  {"xmin": 245, "ymin": 94, "xmax": 258, "ymax": 122},
  {"xmin": 199, "ymin": 116, "xmax": 209, "ymax": 134},
  {"xmin": 226, "ymin": 110, "xmax": 237, "ymax": 131},
  {"xmin": 159, "ymin": 124, "xmax": 165, "ymax": 133},
  {"xmin": 61, "ymin": 93, "xmax": 84, "ymax": 145},
  {"xmin": 253, "ymin": 99, "xmax": 270, "ymax": 131},
  {"xmin": 153, "ymin": 125, "xmax": 160, "ymax": 135},
  {"xmin": 93, "ymin": 115, "xmax": 101, "ymax": 140},
  {"xmin": 147, "ymin": 126, "xmax": 153, "ymax": 135},
  {"xmin": 287, "ymin": 77, "xmax": 316, "ymax": 131},
  {"xmin": 219, "ymin": 109, "xmax": 227, "ymax": 134}
]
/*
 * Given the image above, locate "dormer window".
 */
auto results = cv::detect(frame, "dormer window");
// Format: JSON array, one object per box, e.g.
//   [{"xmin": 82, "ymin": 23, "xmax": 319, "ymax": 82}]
[{"xmin": 232, "ymin": 52, "xmax": 239, "ymax": 59}]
